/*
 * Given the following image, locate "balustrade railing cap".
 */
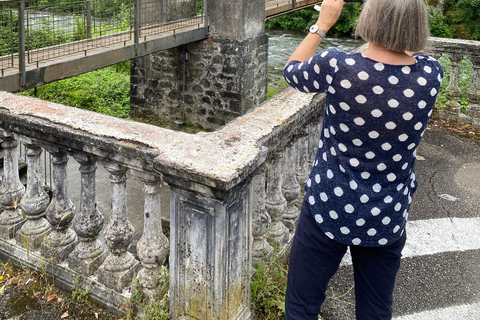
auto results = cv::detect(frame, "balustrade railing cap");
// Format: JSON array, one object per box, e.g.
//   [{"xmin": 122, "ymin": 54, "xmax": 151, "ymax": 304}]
[{"xmin": 0, "ymin": 90, "xmax": 322, "ymax": 191}]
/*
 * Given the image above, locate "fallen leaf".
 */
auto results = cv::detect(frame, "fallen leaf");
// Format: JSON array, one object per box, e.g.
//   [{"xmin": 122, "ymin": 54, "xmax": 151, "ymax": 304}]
[
  {"xmin": 94, "ymin": 312, "xmax": 99, "ymax": 319},
  {"xmin": 61, "ymin": 312, "xmax": 69, "ymax": 319},
  {"xmin": 47, "ymin": 294, "xmax": 58, "ymax": 302},
  {"xmin": 0, "ymin": 284, "xmax": 5, "ymax": 295}
]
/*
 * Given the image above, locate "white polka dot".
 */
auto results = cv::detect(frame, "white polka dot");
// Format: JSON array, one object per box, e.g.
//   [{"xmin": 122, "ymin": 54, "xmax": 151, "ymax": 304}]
[
  {"xmin": 352, "ymin": 238, "xmax": 361, "ymax": 245},
  {"xmin": 353, "ymin": 139, "xmax": 363, "ymax": 146},
  {"xmin": 345, "ymin": 204, "xmax": 354, "ymax": 213},
  {"xmin": 286, "ymin": 78, "xmax": 291, "ymax": 84},
  {"xmin": 428, "ymin": 109, "xmax": 433, "ymax": 117},
  {"xmin": 374, "ymin": 63, "xmax": 385, "ymax": 71},
  {"xmin": 346, "ymin": 58, "xmax": 356, "ymax": 65},
  {"xmin": 381, "ymin": 143, "xmax": 392, "ymax": 151},
  {"xmin": 327, "ymin": 169, "xmax": 334, "ymax": 179},
  {"xmin": 408, "ymin": 143, "xmax": 416, "ymax": 150},
  {"xmin": 293, "ymin": 75, "xmax": 298, "ymax": 84},
  {"xmin": 403, "ymin": 112, "xmax": 414, "ymax": 121},
  {"xmin": 418, "ymin": 100, "xmax": 427, "ymax": 109},
  {"xmin": 321, "ymin": 51, "xmax": 328, "ymax": 57},
  {"xmin": 393, "ymin": 225, "xmax": 400, "ymax": 233},
  {"xmin": 373, "ymin": 86, "xmax": 384, "ymax": 94},
  {"xmin": 339, "ymin": 102, "xmax": 350, "ymax": 111},
  {"xmin": 398, "ymin": 134, "xmax": 408, "ymax": 142},
  {"xmin": 403, "ymin": 89, "xmax": 414, "ymax": 98},
  {"xmin": 385, "ymin": 121, "xmax": 397, "ymax": 130},
  {"xmin": 350, "ymin": 158, "xmax": 360, "ymax": 167},
  {"xmin": 306, "ymin": 179, "xmax": 312, "ymax": 188},
  {"xmin": 384, "ymin": 196, "xmax": 393, "ymax": 203},
  {"xmin": 417, "ymin": 77, "xmax": 427, "ymax": 86},
  {"xmin": 340, "ymin": 226, "xmax": 350, "ymax": 234},
  {"xmin": 361, "ymin": 172, "xmax": 371, "ymax": 179},
  {"xmin": 350, "ymin": 180, "xmax": 358, "ymax": 190},
  {"xmin": 388, "ymin": 76, "xmax": 399, "ymax": 84},
  {"xmin": 402, "ymin": 66, "xmax": 411, "ymax": 74},
  {"xmin": 330, "ymin": 146, "xmax": 337, "ymax": 155},
  {"xmin": 303, "ymin": 71, "xmax": 309, "ymax": 80},
  {"xmin": 318, "ymin": 140, "xmax": 323, "ymax": 148},
  {"xmin": 402, "ymin": 162, "xmax": 409, "ymax": 170},
  {"xmin": 371, "ymin": 207, "xmax": 381, "ymax": 216},
  {"xmin": 393, "ymin": 154, "xmax": 402, "ymax": 162},
  {"xmin": 396, "ymin": 183, "xmax": 404, "ymax": 191},
  {"xmin": 355, "ymin": 95, "xmax": 367, "ymax": 104},
  {"xmin": 314, "ymin": 80, "xmax": 320, "ymax": 89},
  {"xmin": 323, "ymin": 152, "xmax": 328, "ymax": 161},
  {"xmin": 339, "ymin": 164, "xmax": 345, "ymax": 173},
  {"xmin": 334, "ymin": 187, "xmax": 343, "ymax": 197},
  {"xmin": 303, "ymin": 86, "xmax": 310, "ymax": 92},
  {"xmin": 438, "ymin": 74, "xmax": 443, "ymax": 82},
  {"xmin": 367, "ymin": 228, "xmax": 377, "ymax": 236},
  {"xmin": 309, "ymin": 196, "xmax": 315, "ymax": 205},
  {"xmin": 356, "ymin": 219, "xmax": 366, "ymax": 226},
  {"xmin": 329, "ymin": 58, "xmax": 337, "ymax": 68},
  {"xmin": 414, "ymin": 122, "xmax": 423, "ymax": 130},
  {"xmin": 320, "ymin": 192, "xmax": 328, "ymax": 202},
  {"xmin": 315, "ymin": 214, "xmax": 323, "ymax": 224},
  {"xmin": 369, "ymin": 131, "xmax": 379, "ymax": 139},
  {"xmin": 354, "ymin": 117, "xmax": 365, "ymax": 126},
  {"xmin": 326, "ymin": 75, "xmax": 333, "ymax": 84},
  {"xmin": 341, "ymin": 80, "xmax": 352, "ymax": 89},
  {"xmin": 382, "ymin": 216, "xmax": 391, "ymax": 225},
  {"xmin": 325, "ymin": 232, "xmax": 334, "ymax": 239},
  {"xmin": 298, "ymin": 63, "xmax": 304, "ymax": 69},
  {"xmin": 338, "ymin": 143, "xmax": 347, "ymax": 152},
  {"xmin": 329, "ymin": 210, "xmax": 338, "ymax": 219},
  {"xmin": 360, "ymin": 194, "xmax": 369, "ymax": 203},
  {"xmin": 328, "ymin": 86, "xmax": 336, "ymax": 94},
  {"xmin": 424, "ymin": 66, "xmax": 432, "ymax": 73},
  {"xmin": 324, "ymin": 129, "xmax": 330, "ymax": 138},
  {"xmin": 329, "ymin": 105, "xmax": 336, "ymax": 114},
  {"xmin": 358, "ymin": 71, "xmax": 369, "ymax": 80},
  {"xmin": 403, "ymin": 209, "xmax": 408, "ymax": 218},
  {"xmin": 395, "ymin": 203, "xmax": 402, "ymax": 211},
  {"xmin": 373, "ymin": 184, "xmax": 382, "ymax": 192},
  {"xmin": 287, "ymin": 65, "xmax": 294, "ymax": 72},
  {"xmin": 378, "ymin": 238, "xmax": 388, "ymax": 245},
  {"xmin": 388, "ymin": 99, "xmax": 399, "ymax": 108},
  {"xmin": 371, "ymin": 109, "xmax": 382, "ymax": 117},
  {"xmin": 365, "ymin": 151, "xmax": 375, "ymax": 159},
  {"xmin": 431, "ymin": 88, "xmax": 437, "ymax": 96},
  {"xmin": 377, "ymin": 163, "xmax": 387, "ymax": 171},
  {"xmin": 314, "ymin": 64, "xmax": 320, "ymax": 74},
  {"xmin": 315, "ymin": 174, "xmax": 321, "ymax": 184},
  {"xmin": 308, "ymin": 57, "xmax": 313, "ymax": 64},
  {"xmin": 387, "ymin": 173, "xmax": 397, "ymax": 182}
]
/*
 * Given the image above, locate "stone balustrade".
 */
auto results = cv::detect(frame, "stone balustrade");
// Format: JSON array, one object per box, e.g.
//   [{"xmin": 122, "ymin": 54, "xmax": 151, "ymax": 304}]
[
  {"xmin": 426, "ymin": 37, "xmax": 480, "ymax": 127},
  {"xmin": 0, "ymin": 87, "xmax": 326, "ymax": 319}
]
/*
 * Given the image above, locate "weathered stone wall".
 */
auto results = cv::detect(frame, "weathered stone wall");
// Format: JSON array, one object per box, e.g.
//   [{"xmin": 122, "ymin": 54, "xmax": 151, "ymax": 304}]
[{"xmin": 130, "ymin": 33, "xmax": 268, "ymax": 131}]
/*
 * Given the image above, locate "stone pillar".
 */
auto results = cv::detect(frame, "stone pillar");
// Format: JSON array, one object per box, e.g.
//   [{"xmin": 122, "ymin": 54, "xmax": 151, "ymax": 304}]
[
  {"xmin": 0, "ymin": 133, "xmax": 25, "ymax": 239},
  {"xmin": 168, "ymin": 181, "xmax": 252, "ymax": 320},
  {"xmin": 251, "ymin": 166, "xmax": 273, "ymax": 262},
  {"xmin": 295, "ymin": 131, "xmax": 310, "ymax": 186},
  {"xmin": 41, "ymin": 147, "xmax": 77, "ymax": 261},
  {"xmin": 97, "ymin": 163, "xmax": 140, "ymax": 292},
  {"xmin": 131, "ymin": 171, "xmax": 169, "ymax": 301},
  {"xmin": 282, "ymin": 142, "xmax": 301, "ymax": 232},
  {"xmin": 445, "ymin": 54, "xmax": 462, "ymax": 115},
  {"xmin": 68, "ymin": 154, "xmax": 107, "ymax": 276},
  {"xmin": 265, "ymin": 151, "xmax": 289, "ymax": 247},
  {"xmin": 15, "ymin": 141, "xmax": 51, "ymax": 250},
  {"xmin": 130, "ymin": 0, "xmax": 268, "ymax": 131}
]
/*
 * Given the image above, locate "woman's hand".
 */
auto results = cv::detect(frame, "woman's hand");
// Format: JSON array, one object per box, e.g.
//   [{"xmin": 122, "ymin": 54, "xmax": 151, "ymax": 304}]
[{"xmin": 317, "ymin": 0, "xmax": 345, "ymax": 34}]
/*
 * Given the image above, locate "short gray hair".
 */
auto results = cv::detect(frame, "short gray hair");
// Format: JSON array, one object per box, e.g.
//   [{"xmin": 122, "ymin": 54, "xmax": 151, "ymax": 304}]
[{"xmin": 355, "ymin": 0, "xmax": 430, "ymax": 53}]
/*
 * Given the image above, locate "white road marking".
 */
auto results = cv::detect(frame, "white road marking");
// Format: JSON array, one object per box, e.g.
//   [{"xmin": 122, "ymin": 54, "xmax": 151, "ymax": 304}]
[{"xmin": 392, "ymin": 302, "xmax": 480, "ymax": 320}]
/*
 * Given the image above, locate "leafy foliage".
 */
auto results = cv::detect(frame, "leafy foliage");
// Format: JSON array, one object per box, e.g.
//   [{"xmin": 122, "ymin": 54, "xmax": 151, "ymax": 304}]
[
  {"xmin": 450, "ymin": 0, "xmax": 480, "ymax": 40},
  {"xmin": 427, "ymin": 6, "xmax": 456, "ymax": 38}
]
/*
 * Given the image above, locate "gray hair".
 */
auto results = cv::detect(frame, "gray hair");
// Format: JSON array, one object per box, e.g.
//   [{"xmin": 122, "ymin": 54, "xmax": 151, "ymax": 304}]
[{"xmin": 355, "ymin": 0, "xmax": 430, "ymax": 53}]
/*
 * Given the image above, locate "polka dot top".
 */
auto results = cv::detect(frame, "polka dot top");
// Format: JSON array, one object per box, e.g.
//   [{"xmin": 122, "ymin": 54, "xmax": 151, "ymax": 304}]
[{"xmin": 284, "ymin": 50, "xmax": 443, "ymax": 247}]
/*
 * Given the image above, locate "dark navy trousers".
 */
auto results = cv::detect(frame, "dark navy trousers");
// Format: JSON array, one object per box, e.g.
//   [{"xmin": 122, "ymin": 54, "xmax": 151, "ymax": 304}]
[{"xmin": 285, "ymin": 198, "xmax": 406, "ymax": 320}]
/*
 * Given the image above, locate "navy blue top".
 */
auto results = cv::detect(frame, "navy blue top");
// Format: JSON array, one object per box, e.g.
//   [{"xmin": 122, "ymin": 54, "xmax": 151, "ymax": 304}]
[{"xmin": 284, "ymin": 51, "xmax": 443, "ymax": 246}]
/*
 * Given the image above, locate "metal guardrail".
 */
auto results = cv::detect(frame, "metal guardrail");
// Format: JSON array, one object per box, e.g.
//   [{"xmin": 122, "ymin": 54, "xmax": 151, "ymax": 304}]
[{"xmin": 0, "ymin": 0, "xmax": 207, "ymax": 84}]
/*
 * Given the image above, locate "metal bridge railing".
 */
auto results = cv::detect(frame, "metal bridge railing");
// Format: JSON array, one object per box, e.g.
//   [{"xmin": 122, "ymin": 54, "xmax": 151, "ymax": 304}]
[{"xmin": 0, "ymin": 0, "xmax": 207, "ymax": 80}]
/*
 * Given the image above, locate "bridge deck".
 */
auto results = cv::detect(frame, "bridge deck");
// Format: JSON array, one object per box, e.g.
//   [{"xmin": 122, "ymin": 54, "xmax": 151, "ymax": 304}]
[{"xmin": 0, "ymin": 0, "xmax": 321, "ymax": 92}]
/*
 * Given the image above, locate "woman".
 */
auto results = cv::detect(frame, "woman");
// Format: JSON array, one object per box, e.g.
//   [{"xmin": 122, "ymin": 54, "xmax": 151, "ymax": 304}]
[{"xmin": 283, "ymin": 0, "xmax": 443, "ymax": 319}]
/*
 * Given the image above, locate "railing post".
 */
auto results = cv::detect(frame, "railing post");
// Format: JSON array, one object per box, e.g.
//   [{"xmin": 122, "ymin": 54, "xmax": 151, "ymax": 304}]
[
  {"xmin": 203, "ymin": 0, "xmax": 208, "ymax": 37},
  {"xmin": 466, "ymin": 63, "xmax": 480, "ymax": 120},
  {"xmin": 131, "ymin": 171, "xmax": 169, "ymax": 301},
  {"xmin": 282, "ymin": 141, "xmax": 301, "ymax": 232},
  {"xmin": 68, "ymin": 153, "xmax": 107, "ymax": 275},
  {"xmin": 15, "ymin": 141, "xmax": 51, "ymax": 250},
  {"xmin": 252, "ymin": 166, "xmax": 273, "ymax": 262},
  {"xmin": 85, "ymin": 0, "xmax": 92, "ymax": 39},
  {"xmin": 134, "ymin": 0, "xmax": 140, "ymax": 55},
  {"xmin": 0, "ymin": 132, "xmax": 25, "ymax": 239},
  {"xmin": 41, "ymin": 147, "xmax": 77, "ymax": 262},
  {"xmin": 97, "ymin": 163, "xmax": 139, "ymax": 292},
  {"xmin": 18, "ymin": 0, "xmax": 26, "ymax": 87},
  {"xmin": 446, "ymin": 54, "xmax": 462, "ymax": 101},
  {"xmin": 295, "ymin": 131, "xmax": 310, "ymax": 187}
]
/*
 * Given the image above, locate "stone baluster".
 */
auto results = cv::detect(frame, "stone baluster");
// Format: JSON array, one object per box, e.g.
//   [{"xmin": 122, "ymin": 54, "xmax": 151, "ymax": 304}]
[
  {"xmin": 0, "ymin": 133, "xmax": 25, "ymax": 239},
  {"xmin": 445, "ymin": 53, "xmax": 463, "ymax": 115},
  {"xmin": 307, "ymin": 123, "xmax": 320, "ymax": 170},
  {"xmin": 251, "ymin": 166, "xmax": 273, "ymax": 262},
  {"xmin": 15, "ymin": 141, "xmax": 51, "ymax": 250},
  {"xmin": 295, "ymin": 131, "xmax": 310, "ymax": 186},
  {"xmin": 41, "ymin": 147, "xmax": 77, "ymax": 261},
  {"xmin": 466, "ymin": 62, "xmax": 480, "ymax": 119},
  {"xmin": 97, "ymin": 163, "xmax": 139, "ymax": 292},
  {"xmin": 131, "ymin": 171, "xmax": 169, "ymax": 301},
  {"xmin": 68, "ymin": 153, "xmax": 107, "ymax": 275},
  {"xmin": 265, "ymin": 151, "xmax": 289, "ymax": 247},
  {"xmin": 282, "ymin": 141, "xmax": 301, "ymax": 232}
]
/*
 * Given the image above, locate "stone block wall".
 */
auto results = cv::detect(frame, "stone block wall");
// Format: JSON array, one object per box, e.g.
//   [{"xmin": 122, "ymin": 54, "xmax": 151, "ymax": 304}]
[{"xmin": 130, "ymin": 33, "xmax": 268, "ymax": 131}]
